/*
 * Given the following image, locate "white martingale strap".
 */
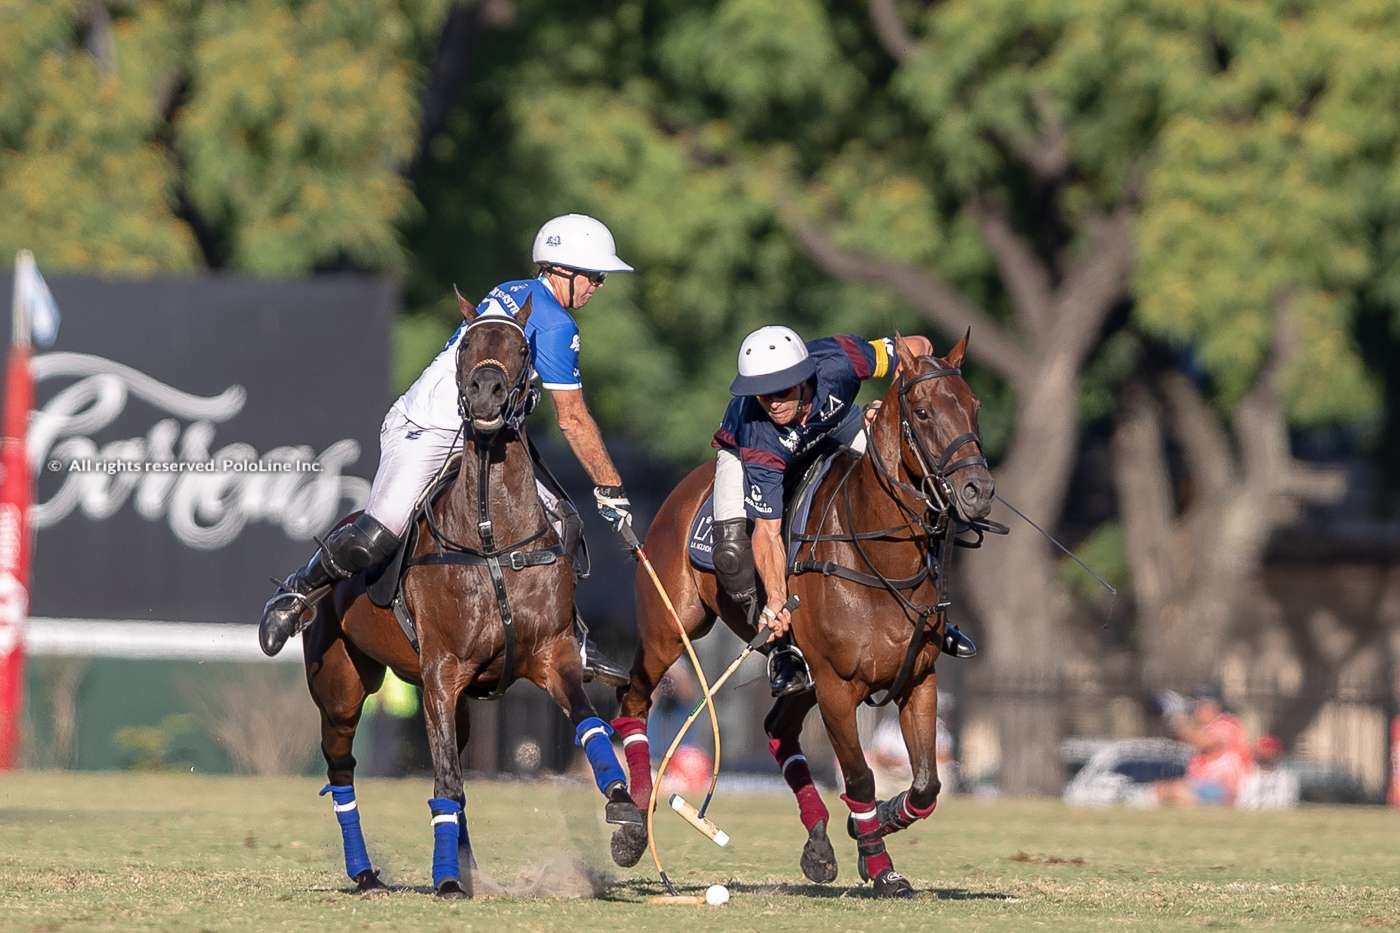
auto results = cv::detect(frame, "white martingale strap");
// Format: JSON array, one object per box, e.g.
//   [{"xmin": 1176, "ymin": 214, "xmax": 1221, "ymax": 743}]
[
  {"xmin": 622, "ymin": 733, "xmax": 649, "ymax": 748},
  {"xmin": 780, "ymin": 753, "xmax": 807, "ymax": 775},
  {"xmin": 579, "ymin": 724, "xmax": 609, "ymax": 746},
  {"xmin": 431, "ymin": 813, "xmax": 458, "ymax": 826},
  {"xmin": 333, "ymin": 800, "xmax": 358, "ymax": 813}
]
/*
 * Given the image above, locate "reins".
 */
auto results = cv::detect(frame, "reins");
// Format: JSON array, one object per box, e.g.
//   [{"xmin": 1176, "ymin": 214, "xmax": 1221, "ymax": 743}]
[
  {"xmin": 791, "ymin": 358, "xmax": 1003, "ymax": 706},
  {"xmin": 406, "ymin": 317, "xmax": 563, "ymax": 700}
]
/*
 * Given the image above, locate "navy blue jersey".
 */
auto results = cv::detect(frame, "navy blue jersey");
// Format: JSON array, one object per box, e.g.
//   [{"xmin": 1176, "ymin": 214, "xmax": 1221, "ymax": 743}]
[{"xmin": 712, "ymin": 335, "xmax": 893, "ymax": 518}]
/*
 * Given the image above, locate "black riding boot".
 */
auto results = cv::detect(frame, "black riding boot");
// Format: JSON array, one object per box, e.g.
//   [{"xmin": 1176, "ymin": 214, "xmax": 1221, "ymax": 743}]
[
  {"xmin": 767, "ymin": 635, "xmax": 813, "ymax": 698},
  {"xmin": 259, "ymin": 513, "xmax": 399, "ymax": 657},
  {"xmin": 574, "ymin": 609, "xmax": 629, "ymax": 687},
  {"xmin": 941, "ymin": 622, "xmax": 977, "ymax": 659}
]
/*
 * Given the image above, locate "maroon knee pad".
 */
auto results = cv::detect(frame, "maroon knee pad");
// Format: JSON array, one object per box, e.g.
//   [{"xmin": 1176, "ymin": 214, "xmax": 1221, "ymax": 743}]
[
  {"xmin": 841, "ymin": 793, "xmax": 894, "ymax": 880},
  {"xmin": 769, "ymin": 737, "xmax": 829, "ymax": 832},
  {"xmin": 610, "ymin": 716, "xmax": 651, "ymax": 808}
]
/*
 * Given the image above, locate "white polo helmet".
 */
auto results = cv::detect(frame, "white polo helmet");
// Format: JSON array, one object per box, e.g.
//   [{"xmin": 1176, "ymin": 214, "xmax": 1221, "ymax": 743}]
[
  {"xmin": 532, "ymin": 213, "xmax": 634, "ymax": 273},
  {"xmin": 730, "ymin": 325, "xmax": 816, "ymax": 396}
]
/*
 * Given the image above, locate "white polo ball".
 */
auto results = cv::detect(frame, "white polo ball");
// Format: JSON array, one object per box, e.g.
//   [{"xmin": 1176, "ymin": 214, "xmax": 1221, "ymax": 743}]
[{"xmin": 705, "ymin": 883, "xmax": 730, "ymax": 906}]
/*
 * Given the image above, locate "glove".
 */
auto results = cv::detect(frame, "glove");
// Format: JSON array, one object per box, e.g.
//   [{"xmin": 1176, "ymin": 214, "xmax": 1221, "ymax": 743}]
[
  {"xmin": 593, "ymin": 485, "xmax": 633, "ymax": 535},
  {"xmin": 1156, "ymin": 689, "xmax": 1187, "ymax": 720}
]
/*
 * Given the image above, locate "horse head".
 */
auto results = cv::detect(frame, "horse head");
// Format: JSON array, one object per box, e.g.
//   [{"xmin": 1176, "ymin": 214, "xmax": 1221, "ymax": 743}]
[
  {"xmin": 891, "ymin": 330, "xmax": 995, "ymax": 521},
  {"xmin": 454, "ymin": 288, "xmax": 534, "ymax": 436}
]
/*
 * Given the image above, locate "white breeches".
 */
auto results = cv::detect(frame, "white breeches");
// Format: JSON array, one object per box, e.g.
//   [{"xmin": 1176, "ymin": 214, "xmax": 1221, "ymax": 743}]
[{"xmin": 365, "ymin": 405, "xmax": 557, "ymax": 537}]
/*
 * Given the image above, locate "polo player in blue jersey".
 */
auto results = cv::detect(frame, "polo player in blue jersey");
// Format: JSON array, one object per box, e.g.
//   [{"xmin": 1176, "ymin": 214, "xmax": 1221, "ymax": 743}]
[
  {"xmin": 258, "ymin": 214, "xmax": 634, "ymax": 685},
  {"xmin": 710, "ymin": 325, "xmax": 978, "ymax": 696}
]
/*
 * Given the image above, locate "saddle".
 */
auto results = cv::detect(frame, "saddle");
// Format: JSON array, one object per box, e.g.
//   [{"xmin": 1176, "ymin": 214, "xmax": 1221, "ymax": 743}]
[{"xmin": 687, "ymin": 449, "xmax": 843, "ymax": 573}]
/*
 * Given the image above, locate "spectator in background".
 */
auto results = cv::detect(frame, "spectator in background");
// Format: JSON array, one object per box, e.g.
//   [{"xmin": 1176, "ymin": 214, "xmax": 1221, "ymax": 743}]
[
  {"xmin": 1237, "ymin": 734, "xmax": 1301, "ymax": 810},
  {"xmin": 1153, "ymin": 685, "xmax": 1254, "ymax": 806}
]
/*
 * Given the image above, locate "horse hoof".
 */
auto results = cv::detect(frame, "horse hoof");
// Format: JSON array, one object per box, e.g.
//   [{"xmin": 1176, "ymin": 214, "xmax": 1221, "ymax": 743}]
[
  {"xmin": 610, "ymin": 823, "xmax": 648, "ymax": 868},
  {"xmin": 605, "ymin": 798, "xmax": 644, "ymax": 827},
  {"xmin": 872, "ymin": 868, "xmax": 914, "ymax": 899},
  {"xmin": 436, "ymin": 878, "xmax": 470, "ymax": 899},
  {"xmin": 800, "ymin": 820, "xmax": 838, "ymax": 883},
  {"xmin": 353, "ymin": 868, "xmax": 388, "ymax": 896}
]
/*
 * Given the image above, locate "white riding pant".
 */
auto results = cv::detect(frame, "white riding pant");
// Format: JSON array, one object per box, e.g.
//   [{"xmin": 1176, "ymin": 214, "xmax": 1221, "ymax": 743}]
[
  {"xmin": 713, "ymin": 429, "xmax": 866, "ymax": 524},
  {"xmin": 365, "ymin": 404, "xmax": 558, "ymax": 537}
]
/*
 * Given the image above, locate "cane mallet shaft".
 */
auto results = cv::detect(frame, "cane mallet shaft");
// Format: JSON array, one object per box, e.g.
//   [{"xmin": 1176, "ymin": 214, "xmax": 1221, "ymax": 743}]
[
  {"xmin": 621, "ymin": 523, "xmax": 722, "ymax": 897},
  {"xmin": 663, "ymin": 596, "xmax": 799, "ymax": 845}
]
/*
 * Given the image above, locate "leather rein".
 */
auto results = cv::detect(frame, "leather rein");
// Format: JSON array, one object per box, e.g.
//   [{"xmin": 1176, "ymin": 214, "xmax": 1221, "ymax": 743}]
[
  {"xmin": 410, "ymin": 315, "xmax": 563, "ymax": 700},
  {"xmin": 792, "ymin": 359, "xmax": 1005, "ymax": 706}
]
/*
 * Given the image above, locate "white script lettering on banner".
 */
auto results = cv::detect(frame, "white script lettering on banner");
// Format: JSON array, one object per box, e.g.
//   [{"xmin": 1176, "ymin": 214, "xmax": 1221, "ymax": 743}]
[
  {"xmin": 27, "ymin": 353, "xmax": 371, "ymax": 550},
  {"xmin": 0, "ymin": 504, "xmax": 25, "ymax": 654}
]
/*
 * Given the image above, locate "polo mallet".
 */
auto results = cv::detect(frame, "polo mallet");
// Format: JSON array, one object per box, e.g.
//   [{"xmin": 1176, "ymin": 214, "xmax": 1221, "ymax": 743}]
[
  {"xmin": 619, "ymin": 522, "xmax": 722, "ymax": 895},
  {"xmin": 661, "ymin": 595, "xmax": 799, "ymax": 842}
]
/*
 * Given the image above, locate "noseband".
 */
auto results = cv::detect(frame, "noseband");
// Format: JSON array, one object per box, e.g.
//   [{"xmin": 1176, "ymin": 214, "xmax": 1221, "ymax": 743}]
[{"xmin": 455, "ymin": 316, "xmax": 534, "ymax": 431}]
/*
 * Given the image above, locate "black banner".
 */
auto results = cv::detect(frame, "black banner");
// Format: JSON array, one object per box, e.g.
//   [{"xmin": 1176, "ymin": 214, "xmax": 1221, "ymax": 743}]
[{"xmin": 1, "ymin": 273, "xmax": 395, "ymax": 624}]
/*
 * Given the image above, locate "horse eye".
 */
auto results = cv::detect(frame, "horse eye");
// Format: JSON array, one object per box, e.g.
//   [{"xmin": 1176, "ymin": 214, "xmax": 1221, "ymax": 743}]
[{"xmin": 914, "ymin": 408, "xmax": 930, "ymax": 421}]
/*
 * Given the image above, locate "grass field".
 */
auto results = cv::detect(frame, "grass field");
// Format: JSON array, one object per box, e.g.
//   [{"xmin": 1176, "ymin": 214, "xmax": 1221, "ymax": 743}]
[{"xmin": 1, "ymin": 770, "xmax": 1397, "ymax": 931}]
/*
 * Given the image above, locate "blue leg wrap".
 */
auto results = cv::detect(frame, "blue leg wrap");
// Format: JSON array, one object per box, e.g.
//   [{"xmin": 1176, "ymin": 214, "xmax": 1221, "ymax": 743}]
[
  {"xmin": 428, "ymin": 797, "xmax": 463, "ymax": 888},
  {"xmin": 319, "ymin": 784, "xmax": 372, "ymax": 880},
  {"xmin": 575, "ymin": 716, "xmax": 626, "ymax": 795}
]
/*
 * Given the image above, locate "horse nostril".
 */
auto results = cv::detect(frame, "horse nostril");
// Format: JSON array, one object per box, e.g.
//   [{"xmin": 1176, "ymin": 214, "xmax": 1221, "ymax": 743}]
[{"xmin": 961, "ymin": 483, "xmax": 980, "ymax": 503}]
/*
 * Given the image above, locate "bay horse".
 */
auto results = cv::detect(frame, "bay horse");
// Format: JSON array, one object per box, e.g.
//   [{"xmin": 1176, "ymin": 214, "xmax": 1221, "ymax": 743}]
[
  {"xmin": 302, "ymin": 294, "xmax": 642, "ymax": 898},
  {"xmin": 611, "ymin": 334, "xmax": 994, "ymax": 898}
]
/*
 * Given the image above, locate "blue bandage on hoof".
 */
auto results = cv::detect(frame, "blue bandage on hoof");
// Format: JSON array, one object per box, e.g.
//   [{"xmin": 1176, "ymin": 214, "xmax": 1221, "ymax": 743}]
[
  {"xmin": 428, "ymin": 797, "xmax": 464, "ymax": 888},
  {"xmin": 575, "ymin": 716, "xmax": 626, "ymax": 796},
  {"xmin": 320, "ymin": 783, "xmax": 372, "ymax": 880}
]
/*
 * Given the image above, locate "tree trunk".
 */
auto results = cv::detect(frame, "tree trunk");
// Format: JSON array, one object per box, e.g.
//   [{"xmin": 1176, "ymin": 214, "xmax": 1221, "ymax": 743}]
[{"xmin": 963, "ymin": 354, "xmax": 1082, "ymax": 795}]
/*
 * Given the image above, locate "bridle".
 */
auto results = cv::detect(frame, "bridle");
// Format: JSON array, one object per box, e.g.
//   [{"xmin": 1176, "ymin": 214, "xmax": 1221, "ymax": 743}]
[
  {"xmin": 791, "ymin": 356, "xmax": 1004, "ymax": 706},
  {"xmin": 454, "ymin": 314, "xmax": 534, "ymax": 433},
  {"xmin": 408, "ymin": 313, "xmax": 560, "ymax": 700},
  {"xmin": 883, "ymin": 359, "xmax": 989, "ymax": 523}
]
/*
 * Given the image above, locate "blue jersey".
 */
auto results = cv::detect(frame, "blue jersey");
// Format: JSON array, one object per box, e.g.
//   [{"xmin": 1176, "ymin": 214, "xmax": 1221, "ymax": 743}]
[
  {"xmin": 712, "ymin": 335, "xmax": 893, "ymax": 519},
  {"xmin": 395, "ymin": 277, "xmax": 582, "ymax": 430},
  {"xmin": 458, "ymin": 278, "xmax": 582, "ymax": 390}
]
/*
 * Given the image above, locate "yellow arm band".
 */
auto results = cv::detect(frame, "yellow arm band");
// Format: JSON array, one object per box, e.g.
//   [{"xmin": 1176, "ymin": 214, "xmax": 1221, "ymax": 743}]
[{"xmin": 869, "ymin": 338, "xmax": 891, "ymax": 379}]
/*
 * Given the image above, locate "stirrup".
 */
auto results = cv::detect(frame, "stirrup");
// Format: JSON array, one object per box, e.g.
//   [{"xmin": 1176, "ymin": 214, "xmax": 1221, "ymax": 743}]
[
  {"xmin": 940, "ymin": 622, "xmax": 978, "ymax": 659},
  {"xmin": 264, "ymin": 577, "xmax": 329, "ymax": 627},
  {"xmin": 767, "ymin": 644, "xmax": 813, "ymax": 698}
]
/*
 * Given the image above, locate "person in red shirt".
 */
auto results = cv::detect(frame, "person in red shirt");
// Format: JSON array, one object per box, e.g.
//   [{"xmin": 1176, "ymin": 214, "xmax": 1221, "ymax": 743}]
[{"xmin": 1154, "ymin": 686, "xmax": 1254, "ymax": 806}]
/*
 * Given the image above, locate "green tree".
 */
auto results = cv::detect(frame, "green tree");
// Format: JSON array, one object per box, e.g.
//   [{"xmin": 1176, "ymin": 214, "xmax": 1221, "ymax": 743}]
[{"xmin": 0, "ymin": 0, "xmax": 450, "ymax": 276}]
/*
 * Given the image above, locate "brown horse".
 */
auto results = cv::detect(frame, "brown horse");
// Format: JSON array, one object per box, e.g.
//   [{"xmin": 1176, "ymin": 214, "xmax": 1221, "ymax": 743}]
[
  {"xmin": 611, "ymin": 334, "xmax": 994, "ymax": 898},
  {"xmin": 302, "ymin": 295, "xmax": 641, "ymax": 898}
]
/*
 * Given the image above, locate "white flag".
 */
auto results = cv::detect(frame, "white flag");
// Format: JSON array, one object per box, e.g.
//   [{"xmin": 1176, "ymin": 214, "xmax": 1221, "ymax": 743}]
[{"xmin": 15, "ymin": 251, "xmax": 60, "ymax": 349}]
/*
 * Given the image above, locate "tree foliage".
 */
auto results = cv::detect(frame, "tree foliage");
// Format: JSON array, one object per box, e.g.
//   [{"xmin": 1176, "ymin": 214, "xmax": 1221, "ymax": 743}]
[{"xmin": 0, "ymin": 0, "xmax": 450, "ymax": 276}]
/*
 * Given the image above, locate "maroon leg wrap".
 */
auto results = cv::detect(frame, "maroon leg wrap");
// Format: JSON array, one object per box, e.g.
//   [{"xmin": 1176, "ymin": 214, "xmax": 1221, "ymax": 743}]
[
  {"xmin": 611, "ymin": 716, "xmax": 651, "ymax": 809},
  {"xmin": 842, "ymin": 793, "xmax": 894, "ymax": 881},
  {"xmin": 770, "ymin": 738, "xmax": 829, "ymax": 832},
  {"xmin": 877, "ymin": 789, "xmax": 936, "ymax": 837}
]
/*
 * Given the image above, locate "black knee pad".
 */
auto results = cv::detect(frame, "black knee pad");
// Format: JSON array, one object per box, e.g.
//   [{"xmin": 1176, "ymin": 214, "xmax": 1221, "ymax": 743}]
[
  {"xmin": 322, "ymin": 513, "xmax": 400, "ymax": 576},
  {"xmin": 712, "ymin": 518, "xmax": 756, "ymax": 602}
]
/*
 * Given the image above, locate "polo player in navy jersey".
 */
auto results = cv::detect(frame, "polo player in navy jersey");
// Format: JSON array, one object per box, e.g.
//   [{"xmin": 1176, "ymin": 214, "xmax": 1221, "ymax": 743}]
[
  {"xmin": 258, "ymin": 214, "xmax": 634, "ymax": 685},
  {"xmin": 710, "ymin": 325, "xmax": 978, "ymax": 696}
]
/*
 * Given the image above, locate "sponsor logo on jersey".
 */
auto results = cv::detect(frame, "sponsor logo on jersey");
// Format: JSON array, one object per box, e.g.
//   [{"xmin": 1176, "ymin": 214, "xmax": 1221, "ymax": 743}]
[
  {"xmin": 820, "ymin": 394, "xmax": 845, "ymax": 420},
  {"xmin": 570, "ymin": 333, "xmax": 580, "ymax": 352},
  {"xmin": 778, "ymin": 428, "xmax": 800, "ymax": 452}
]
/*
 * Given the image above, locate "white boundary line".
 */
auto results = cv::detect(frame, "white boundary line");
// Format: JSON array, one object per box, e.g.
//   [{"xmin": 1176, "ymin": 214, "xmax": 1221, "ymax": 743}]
[{"xmin": 23, "ymin": 618, "xmax": 297, "ymax": 663}]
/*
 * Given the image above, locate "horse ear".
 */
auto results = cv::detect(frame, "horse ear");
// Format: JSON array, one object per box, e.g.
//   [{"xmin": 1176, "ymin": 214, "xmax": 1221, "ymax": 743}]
[
  {"xmin": 453, "ymin": 285, "xmax": 477, "ymax": 322},
  {"xmin": 516, "ymin": 294, "xmax": 534, "ymax": 329},
  {"xmin": 947, "ymin": 327, "xmax": 971, "ymax": 368},
  {"xmin": 893, "ymin": 331, "xmax": 919, "ymax": 375}
]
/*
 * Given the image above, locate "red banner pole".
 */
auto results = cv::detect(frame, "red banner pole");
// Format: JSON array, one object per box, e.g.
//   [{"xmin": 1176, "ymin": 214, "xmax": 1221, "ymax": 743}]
[{"xmin": 0, "ymin": 256, "xmax": 34, "ymax": 770}]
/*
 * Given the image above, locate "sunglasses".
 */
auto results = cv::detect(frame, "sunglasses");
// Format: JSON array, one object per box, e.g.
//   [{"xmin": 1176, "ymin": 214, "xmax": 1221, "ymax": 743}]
[
  {"xmin": 757, "ymin": 384, "xmax": 802, "ymax": 403},
  {"xmin": 569, "ymin": 268, "xmax": 607, "ymax": 286}
]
